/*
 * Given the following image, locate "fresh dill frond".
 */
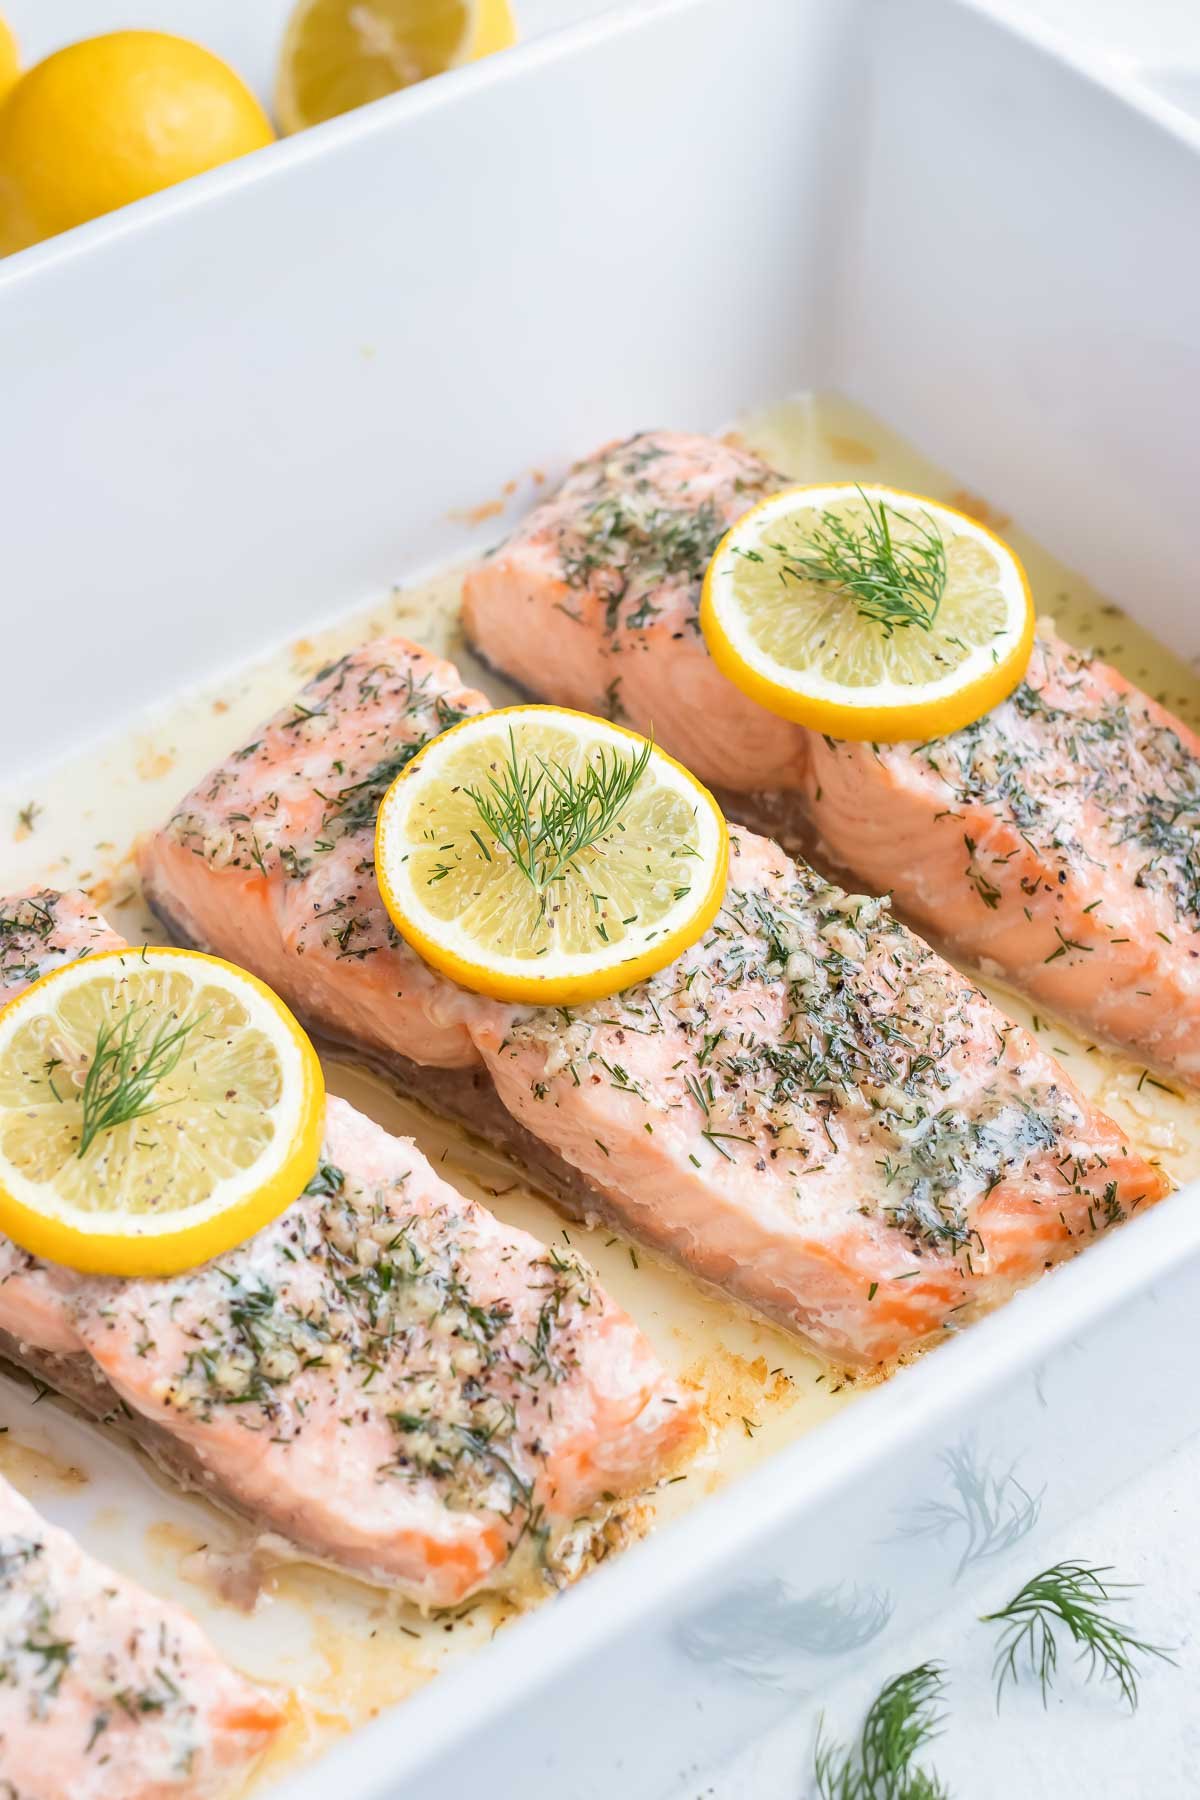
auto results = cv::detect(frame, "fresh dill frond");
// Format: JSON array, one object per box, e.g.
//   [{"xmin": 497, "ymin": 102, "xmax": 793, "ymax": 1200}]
[
  {"xmin": 464, "ymin": 727, "xmax": 653, "ymax": 891},
  {"xmin": 77, "ymin": 1003, "xmax": 204, "ymax": 1158},
  {"xmin": 980, "ymin": 1559, "xmax": 1173, "ymax": 1710},
  {"xmin": 814, "ymin": 1662, "xmax": 951, "ymax": 1800},
  {"xmin": 781, "ymin": 489, "xmax": 947, "ymax": 636}
]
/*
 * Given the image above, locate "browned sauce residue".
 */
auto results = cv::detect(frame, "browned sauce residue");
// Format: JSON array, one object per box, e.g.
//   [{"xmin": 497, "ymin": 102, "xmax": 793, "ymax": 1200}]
[
  {"xmin": 948, "ymin": 488, "xmax": 1011, "ymax": 531},
  {"xmin": 135, "ymin": 744, "xmax": 176, "ymax": 782},
  {"xmin": 0, "ymin": 1435, "xmax": 89, "ymax": 1494}
]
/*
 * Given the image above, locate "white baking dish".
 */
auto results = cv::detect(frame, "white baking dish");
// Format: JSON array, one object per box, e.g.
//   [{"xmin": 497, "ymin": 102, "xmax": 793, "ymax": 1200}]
[{"xmin": 2, "ymin": 0, "xmax": 1199, "ymax": 1794}]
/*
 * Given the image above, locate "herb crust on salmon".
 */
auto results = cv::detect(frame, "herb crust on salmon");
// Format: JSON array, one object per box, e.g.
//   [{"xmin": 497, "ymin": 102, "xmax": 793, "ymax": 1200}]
[
  {"xmin": 461, "ymin": 430, "xmax": 1200, "ymax": 1086},
  {"xmin": 138, "ymin": 638, "xmax": 1169, "ymax": 1370},
  {"xmin": 0, "ymin": 892, "xmax": 698, "ymax": 1609},
  {"xmin": 0, "ymin": 1472, "xmax": 282, "ymax": 1799}
]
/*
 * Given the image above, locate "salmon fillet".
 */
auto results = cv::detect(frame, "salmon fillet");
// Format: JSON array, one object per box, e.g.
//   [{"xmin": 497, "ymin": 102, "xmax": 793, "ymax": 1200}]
[
  {"xmin": 140, "ymin": 641, "xmax": 489, "ymax": 1072},
  {"xmin": 140, "ymin": 641, "xmax": 1168, "ymax": 1369},
  {"xmin": 803, "ymin": 628, "xmax": 1200, "ymax": 1086},
  {"xmin": 1, "ymin": 888, "xmax": 123, "ymax": 988},
  {"xmin": 0, "ymin": 891, "xmax": 120, "ymax": 1358},
  {"xmin": 461, "ymin": 432, "xmax": 1200, "ymax": 1084},
  {"xmin": 0, "ymin": 1473, "xmax": 282, "ymax": 1799},
  {"xmin": 0, "ymin": 894, "xmax": 697, "ymax": 1607},
  {"xmin": 472, "ymin": 830, "xmax": 1165, "ymax": 1365},
  {"xmin": 461, "ymin": 431, "xmax": 797, "ymax": 792}
]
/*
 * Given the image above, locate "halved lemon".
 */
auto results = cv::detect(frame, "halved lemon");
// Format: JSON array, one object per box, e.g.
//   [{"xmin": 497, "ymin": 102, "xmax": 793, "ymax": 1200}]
[
  {"xmin": 275, "ymin": 0, "xmax": 516, "ymax": 134},
  {"xmin": 0, "ymin": 947, "xmax": 324, "ymax": 1276},
  {"xmin": 0, "ymin": 13, "xmax": 19, "ymax": 106},
  {"xmin": 700, "ymin": 484, "xmax": 1034, "ymax": 742},
  {"xmin": 375, "ymin": 705, "xmax": 729, "ymax": 1005}
]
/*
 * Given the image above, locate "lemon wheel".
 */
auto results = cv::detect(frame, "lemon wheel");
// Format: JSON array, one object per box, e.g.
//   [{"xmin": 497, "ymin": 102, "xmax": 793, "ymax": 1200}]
[
  {"xmin": 700, "ymin": 484, "xmax": 1034, "ymax": 742},
  {"xmin": 0, "ymin": 947, "xmax": 324, "ymax": 1276},
  {"xmin": 275, "ymin": 0, "xmax": 516, "ymax": 134},
  {"xmin": 375, "ymin": 705, "xmax": 729, "ymax": 1005}
]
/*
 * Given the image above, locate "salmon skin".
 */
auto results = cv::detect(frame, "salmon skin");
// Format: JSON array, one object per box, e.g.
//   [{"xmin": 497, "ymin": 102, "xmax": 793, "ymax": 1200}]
[
  {"xmin": 140, "ymin": 641, "xmax": 1168, "ymax": 1370},
  {"xmin": 0, "ymin": 893, "xmax": 698, "ymax": 1608},
  {"xmin": 0, "ymin": 1472, "xmax": 282, "ymax": 1799},
  {"xmin": 461, "ymin": 431, "xmax": 1200, "ymax": 1085}
]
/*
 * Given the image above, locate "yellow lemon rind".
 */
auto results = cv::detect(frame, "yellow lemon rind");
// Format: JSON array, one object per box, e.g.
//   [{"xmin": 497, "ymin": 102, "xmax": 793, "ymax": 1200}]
[{"xmin": 0, "ymin": 13, "xmax": 19, "ymax": 103}]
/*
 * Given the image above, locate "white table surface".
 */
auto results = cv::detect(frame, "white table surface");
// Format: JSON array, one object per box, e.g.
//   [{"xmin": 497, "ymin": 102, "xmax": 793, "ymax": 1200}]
[{"xmin": 5, "ymin": 2, "xmax": 1199, "ymax": 1795}]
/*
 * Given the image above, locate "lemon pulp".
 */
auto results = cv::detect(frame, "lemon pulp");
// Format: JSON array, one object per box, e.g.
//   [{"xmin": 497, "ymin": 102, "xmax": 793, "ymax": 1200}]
[
  {"xmin": 0, "ymin": 948, "xmax": 323, "ymax": 1274},
  {"xmin": 701, "ymin": 484, "xmax": 1034, "ymax": 741},
  {"xmin": 275, "ymin": 0, "xmax": 516, "ymax": 133},
  {"xmin": 375, "ymin": 706, "xmax": 728, "ymax": 1005}
]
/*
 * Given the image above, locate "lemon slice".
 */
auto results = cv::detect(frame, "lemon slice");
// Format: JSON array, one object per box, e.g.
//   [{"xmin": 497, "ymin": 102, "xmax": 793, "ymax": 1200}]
[
  {"xmin": 375, "ymin": 705, "xmax": 729, "ymax": 1005},
  {"xmin": 700, "ymin": 484, "xmax": 1035, "ymax": 742},
  {"xmin": 275, "ymin": 0, "xmax": 516, "ymax": 134},
  {"xmin": 0, "ymin": 947, "xmax": 324, "ymax": 1276}
]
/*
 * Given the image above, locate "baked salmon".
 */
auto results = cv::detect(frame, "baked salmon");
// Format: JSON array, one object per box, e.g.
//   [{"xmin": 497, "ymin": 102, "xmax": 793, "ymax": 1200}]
[
  {"xmin": 0, "ymin": 893, "xmax": 697, "ymax": 1607},
  {"xmin": 461, "ymin": 432, "xmax": 1200, "ymax": 1085},
  {"xmin": 139, "ymin": 641, "xmax": 1168, "ymax": 1369},
  {"xmin": 472, "ymin": 830, "xmax": 1166, "ymax": 1365},
  {"xmin": 803, "ymin": 627, "xmax": 1200, "ymax": 1087},
  {"xmin": 0, "ymin": 1472, "xmax": 282, "ymax": 1798},
  {"xmin": 462, "ymin": 431, "xmax": 796, "ymax": 794},
  {"xmin": 140, "ymin": 641, "xmax": 490, "ymax": 1073},
  {"xmin": 0, "ymin": 890, "xmax": 119, "ymax": 1359}
]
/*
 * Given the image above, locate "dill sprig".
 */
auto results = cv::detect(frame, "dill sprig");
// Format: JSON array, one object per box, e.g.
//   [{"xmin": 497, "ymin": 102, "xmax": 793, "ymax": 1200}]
[
  {"xmin": 76, "ymin": 1003, "xmax": 204, "ymax": 1158},
  {"xmin": 815, "ymin": 1662, "xmax": 951, "ymax": 1800},
  {"xmin": 980, "ymin": 1559, "xmax": 1173, "ymax": 1710},
  {"xmin": 464, "ymin": 727, "xmax": 652, "ymax": 892},
  {"xmin": 780, "ymin": 489, "xmax": 947, "ymax": 636}
]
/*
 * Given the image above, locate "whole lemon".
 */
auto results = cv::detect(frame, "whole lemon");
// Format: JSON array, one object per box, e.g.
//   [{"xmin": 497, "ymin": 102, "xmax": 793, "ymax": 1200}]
[
  {"xmin": 0, "ymin": 14, "xmax": 18, "ymax": 106},
  {"xmin": 0, "ymin": 31, "xmax": 274, "ymax": 254}
]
